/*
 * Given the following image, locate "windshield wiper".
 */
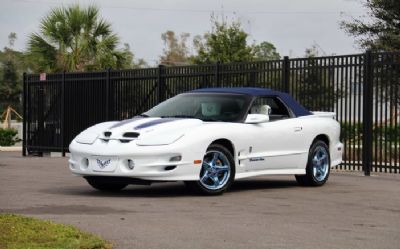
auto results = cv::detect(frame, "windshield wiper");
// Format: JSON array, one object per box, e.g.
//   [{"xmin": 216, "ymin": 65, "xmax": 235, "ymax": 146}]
[
  {"xmin": 160, "ymin": 115, "xmax": 221, "ymax": 121},
  {"xmin": 135, "ymin": 113, "xmax": 149, "ymax": 117},
  {"xmin": 161, "ymin": 115, "xmax": 196, "ymax": 119},
  {"xmin": 202, "ymin": 118, "xmax": 220, "ymax": 122}
]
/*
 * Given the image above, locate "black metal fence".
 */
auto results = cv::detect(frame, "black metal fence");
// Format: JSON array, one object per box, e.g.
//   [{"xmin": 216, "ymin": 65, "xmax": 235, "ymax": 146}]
[{"xmin": 23, "ymin": 51, "xmax": 400, "ymax": 174}]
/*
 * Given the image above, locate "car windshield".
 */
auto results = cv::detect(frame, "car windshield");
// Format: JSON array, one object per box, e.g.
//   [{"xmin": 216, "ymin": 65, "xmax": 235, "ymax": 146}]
[{"xmin": 144, "ymin": 93, "xmax": 250, "ymax": 122}]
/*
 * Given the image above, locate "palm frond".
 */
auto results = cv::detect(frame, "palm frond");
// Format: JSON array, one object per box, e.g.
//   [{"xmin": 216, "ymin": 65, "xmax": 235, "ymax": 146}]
[
  {"xmin": 28, "ymin": 33, "xmax": 58, "ymax": 71},
  {"xmin": 93, "ymin": 19, "xmax": 112, "ymax": 38},
  {"xmin": 28, "ymin": 4, "xmax": 127, "ymax": 72}
]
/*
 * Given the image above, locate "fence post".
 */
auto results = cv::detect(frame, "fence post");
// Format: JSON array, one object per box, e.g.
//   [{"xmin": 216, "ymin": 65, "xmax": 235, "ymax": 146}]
[
  {"xmin": 157, "ymin": 65, "xmax": 166, "ymax": 103},
  {"xmin": 105, "ymin": 68, "xmax": 110, "ymax": 121},
  {"xmin": 282, "ymin": 56, "xmax": 290, "ymax": 93},
  {"xmin": 248, "ymin": 65, "xmax": 257, "ymax": 87},
  {"xmin": 37, "ymin": 80, "xmax": 44, "ymax": 157},
  {"xmin": 22, "ymin": 72, "xmax": 27, "ymax": 156},
  {"xmin": 61, "ymin": 71, "xmax": 65, "ymax": 157},
  {"xmin": 362, "ymin": 51, "xmax": 373, "ymax": 176},
  {"xmin": 215, "ymin": 61, "xmax": 220, "ymax": 87}
]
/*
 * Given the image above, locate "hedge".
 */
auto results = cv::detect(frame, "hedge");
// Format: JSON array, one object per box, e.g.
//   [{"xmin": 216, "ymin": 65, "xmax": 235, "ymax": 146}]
[
  {"xmin": 0, "ymin": 128, "xmax": 19, "ymax": 146},
  {"xmin": 341, "ymin": 123, "xmax": 399, "ymax": 143}
]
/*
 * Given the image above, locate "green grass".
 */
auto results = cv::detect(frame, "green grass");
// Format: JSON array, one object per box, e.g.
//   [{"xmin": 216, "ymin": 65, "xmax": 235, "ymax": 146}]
[{"xmin": 0, "ymin": 213, "xmax": 112, "ymax": 249}]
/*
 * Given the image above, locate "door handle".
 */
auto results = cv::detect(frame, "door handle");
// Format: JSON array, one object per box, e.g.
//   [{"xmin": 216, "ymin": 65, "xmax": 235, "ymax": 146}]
[{"xmin": 294, "ymin": 127, "xmax": 302, "ymax": 132}]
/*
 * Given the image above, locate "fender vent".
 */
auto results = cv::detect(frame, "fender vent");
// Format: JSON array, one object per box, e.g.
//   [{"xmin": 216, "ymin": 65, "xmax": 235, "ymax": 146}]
[
  {"xmin": 164, "ymin": 166, "xmax": 176, "ymax": 171},
  {"xmin": 123, "ymin": 132, "xmax": 140, "ymax": 138}
]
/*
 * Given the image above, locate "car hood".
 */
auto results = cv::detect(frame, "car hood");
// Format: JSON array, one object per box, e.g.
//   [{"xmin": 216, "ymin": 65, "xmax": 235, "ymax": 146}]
[{"xmin": 75, "ymin": 117, "xmax": 204, "ymax": 146}]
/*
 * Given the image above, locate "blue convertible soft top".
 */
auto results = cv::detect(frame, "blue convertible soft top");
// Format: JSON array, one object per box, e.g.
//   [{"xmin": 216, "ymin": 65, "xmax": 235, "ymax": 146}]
[{"xmin": 191, "ymin": 87, "xmax": 312, "ymax": 117}]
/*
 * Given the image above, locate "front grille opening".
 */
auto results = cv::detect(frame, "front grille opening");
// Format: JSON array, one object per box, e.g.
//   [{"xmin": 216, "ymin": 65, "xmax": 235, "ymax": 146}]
[
  {"xmin": 164, "ymin": 166, "xmax": 176, "ymax": 171},
  {"xmin": 104, "ymin": 131, "xmax": 112, "ymax": 137},
  {"xmin": 123, "ymin": 132, "xmax": 140, "ymax": 138},
  {"xmin": 101, "ymin": 139, "xmax": 110, "ymax": 143},
  {"xmin": 120, "ymin": 139, "xmax": 131, "ymax": 143}
]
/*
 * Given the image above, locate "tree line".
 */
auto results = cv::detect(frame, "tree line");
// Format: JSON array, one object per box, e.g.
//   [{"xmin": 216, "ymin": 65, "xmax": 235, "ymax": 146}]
[{"xmin": 1, "ymin": 0, "xmax": 399, "ymax": 115}]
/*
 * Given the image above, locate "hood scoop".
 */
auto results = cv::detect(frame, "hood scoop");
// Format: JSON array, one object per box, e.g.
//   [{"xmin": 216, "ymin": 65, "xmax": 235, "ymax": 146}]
[
  {"xmin": 123, "ymin": 132, "xmax": 140, "ymax": 138},
  {"xmin": 100, "ymin": 131, "xmax": 140, "ymax": 143}
]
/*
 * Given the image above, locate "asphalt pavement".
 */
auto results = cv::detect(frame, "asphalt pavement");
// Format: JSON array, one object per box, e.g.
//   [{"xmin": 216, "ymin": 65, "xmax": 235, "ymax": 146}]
[{"xmin": 0, "ymin": 151, "xmax": 399, "ymax": 249}]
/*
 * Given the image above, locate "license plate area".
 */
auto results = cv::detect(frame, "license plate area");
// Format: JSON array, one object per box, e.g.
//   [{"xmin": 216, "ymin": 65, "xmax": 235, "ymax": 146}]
[{"xmin": 91, "ymin": 156, "xmax": 118, "ymax": 172}]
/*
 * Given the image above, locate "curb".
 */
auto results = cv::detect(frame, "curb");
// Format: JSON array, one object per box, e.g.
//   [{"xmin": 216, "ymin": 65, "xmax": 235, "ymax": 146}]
[{"xmin": 0, "ymin": 146, "xmax": 22, "ymax": 152}]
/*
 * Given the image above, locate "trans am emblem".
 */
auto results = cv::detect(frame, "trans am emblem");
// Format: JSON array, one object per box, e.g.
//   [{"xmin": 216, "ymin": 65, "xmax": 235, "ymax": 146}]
[{"xmin": 96, "ymin": 159, "xmax": 111, "ymax": 169}]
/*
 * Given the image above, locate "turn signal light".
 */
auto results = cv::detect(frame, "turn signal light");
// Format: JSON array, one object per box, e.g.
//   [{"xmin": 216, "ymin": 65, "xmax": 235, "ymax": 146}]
[{"xmin": 194, "ymin": 160, "xmax": 202, "ymax": 164}]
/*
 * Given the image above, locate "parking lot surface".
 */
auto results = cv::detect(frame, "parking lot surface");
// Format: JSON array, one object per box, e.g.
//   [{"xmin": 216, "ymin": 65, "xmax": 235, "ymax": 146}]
[{"xmin": 0, "ymin": 152, "xmax": 399, "ymax": 249}]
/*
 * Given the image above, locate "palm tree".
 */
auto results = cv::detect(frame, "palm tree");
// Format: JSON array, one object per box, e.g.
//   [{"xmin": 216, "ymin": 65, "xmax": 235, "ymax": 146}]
[{"xmin": 28, "ymin": 5, "xmax": 128, "ymax": 72}]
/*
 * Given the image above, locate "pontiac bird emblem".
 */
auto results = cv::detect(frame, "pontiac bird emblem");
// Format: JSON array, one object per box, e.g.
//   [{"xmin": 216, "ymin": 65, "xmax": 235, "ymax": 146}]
[{"xmin": 96, "ymin": 159, "xmax": 111, "ymax": 169}]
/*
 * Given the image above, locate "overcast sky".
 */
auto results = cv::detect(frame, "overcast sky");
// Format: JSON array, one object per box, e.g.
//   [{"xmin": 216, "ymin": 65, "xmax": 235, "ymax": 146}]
[{"xmin": 0, "ymin": 0, "xmax": 367, "ymax": 65}]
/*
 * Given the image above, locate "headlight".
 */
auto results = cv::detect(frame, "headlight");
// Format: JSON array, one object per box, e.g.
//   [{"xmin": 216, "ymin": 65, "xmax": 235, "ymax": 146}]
[
  {"xmin": 75, "ymin": 132, "xmax": 98, "ymax": 144},
  {"xmin": 136, "ymin": 134, "xmax": 184, "ymax": 146},
  {"xmin": 169, "ymin": 155, "xmax": 182, "ymax": 162}
]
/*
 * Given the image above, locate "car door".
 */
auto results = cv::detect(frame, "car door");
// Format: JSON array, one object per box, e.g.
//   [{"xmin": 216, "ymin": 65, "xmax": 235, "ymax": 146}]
[{"xmin": 244, "ymin": 96, "xmax": 307, "ymax": 171}]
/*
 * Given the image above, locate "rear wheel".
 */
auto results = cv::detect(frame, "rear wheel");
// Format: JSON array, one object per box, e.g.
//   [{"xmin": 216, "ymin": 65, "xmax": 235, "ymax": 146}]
[
  {"xmin": 185, "ymin": 144, "xmax": 235, "ymax": 195},
  {"xmin": 85, "ymin": 177, "xmax": 128, "ymax": 192},
  {"xmin": 296, "ymin": 140, "xmax": 330, "ymax": 186}
]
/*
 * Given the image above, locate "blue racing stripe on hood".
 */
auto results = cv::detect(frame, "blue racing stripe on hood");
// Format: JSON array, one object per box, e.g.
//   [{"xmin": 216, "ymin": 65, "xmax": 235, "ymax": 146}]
[
  {"xmin": 109, "ymin": 117, "xmax": 144, "ymax": 129},
  {"xmin": 134, "ymin": 118, "xmax": 181, "ymax": 130}
]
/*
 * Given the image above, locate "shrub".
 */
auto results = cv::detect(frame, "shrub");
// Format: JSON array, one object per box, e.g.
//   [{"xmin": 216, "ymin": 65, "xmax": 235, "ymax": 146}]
[
  {"xmin": 340, "ymin": 122, "xmax": 362, "ymax": 142},
  {"xmin": 374, "ymin": 125, "xmax": 400, "ymax": 144},
  {"xmin": 0, "ymin": 128, "xmax": 19, "ymax": 146},
  {"xmin": 340, "ymin": 123, "xmax": 399, "ymax": 144}
]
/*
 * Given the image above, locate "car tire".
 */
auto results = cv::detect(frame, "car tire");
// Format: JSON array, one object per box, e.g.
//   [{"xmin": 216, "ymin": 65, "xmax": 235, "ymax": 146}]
[
  {"xmin": 85, "ymin": 177, "xmax": 128, "ymax": 192},
  {"xmin": 295, "ymin": 140, "xmax": 330, "ymax": 186},
  {"xmin": 185, "ymin": 144, "xmax": 235, "ymax": 195}
]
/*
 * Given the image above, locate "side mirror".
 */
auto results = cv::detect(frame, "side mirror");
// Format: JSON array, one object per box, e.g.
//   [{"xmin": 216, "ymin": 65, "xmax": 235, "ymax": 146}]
[{"xmin": 245, "ymin": 114, "xmax": 269, "ymax": 124}]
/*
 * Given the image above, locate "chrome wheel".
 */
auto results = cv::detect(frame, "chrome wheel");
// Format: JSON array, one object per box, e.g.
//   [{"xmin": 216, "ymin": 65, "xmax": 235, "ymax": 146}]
[
  {"xmin": 312, "ymin": 146, "xmax": 329, "ymax": 182},
  {"xmin": 199, "ymin": 150, "xmax": 231, "ymax": 190},
  {"xmin": 296, "ymin": 140, "xmax": 330, "ymax": 186}
]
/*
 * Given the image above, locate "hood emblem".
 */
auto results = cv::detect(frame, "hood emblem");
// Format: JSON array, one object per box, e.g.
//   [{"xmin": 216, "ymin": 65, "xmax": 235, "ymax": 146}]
[{"xmin": 96, "ymin": 159, "xmax": 111, "ymax": 169}]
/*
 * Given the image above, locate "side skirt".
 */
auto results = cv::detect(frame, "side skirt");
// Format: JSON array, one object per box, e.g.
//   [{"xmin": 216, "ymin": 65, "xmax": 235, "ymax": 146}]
[{"xmin": 235, "ymin": 169, "xmax": 306, "ymax": 180}]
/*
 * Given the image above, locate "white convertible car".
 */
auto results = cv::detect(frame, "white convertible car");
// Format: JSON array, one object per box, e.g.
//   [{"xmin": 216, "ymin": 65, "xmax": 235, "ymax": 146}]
[{"xmin": 69, "ymin": 88, "xmax": 343, "ymax": 195}]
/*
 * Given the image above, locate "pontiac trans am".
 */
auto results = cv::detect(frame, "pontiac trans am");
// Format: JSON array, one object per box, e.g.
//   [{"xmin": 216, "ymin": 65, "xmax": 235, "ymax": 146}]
[{"xmin": 69, "ymin": 88, "xmax": 343, "ymax": 195}]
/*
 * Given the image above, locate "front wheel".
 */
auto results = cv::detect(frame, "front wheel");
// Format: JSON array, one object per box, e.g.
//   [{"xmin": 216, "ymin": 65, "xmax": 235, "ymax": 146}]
[
  {"xmin": 296, "ymin": 140, "xmax": 330, "ymax": 186},
  {"xmin": 185, "ymin": 144, "xmax": 235, "ymax": 195}
]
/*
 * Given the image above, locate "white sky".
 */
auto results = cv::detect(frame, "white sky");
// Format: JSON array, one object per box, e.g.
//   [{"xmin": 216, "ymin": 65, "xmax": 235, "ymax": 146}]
[{"xmin": 0, "ymin": 0, "xmax": 367, "ymax": 65}]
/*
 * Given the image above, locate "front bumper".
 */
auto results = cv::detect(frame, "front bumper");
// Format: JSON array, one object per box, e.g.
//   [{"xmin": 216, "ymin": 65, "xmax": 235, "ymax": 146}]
[{"xmin": 68, "ymin": 139, "xmax": 203, "ymax": 181}]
